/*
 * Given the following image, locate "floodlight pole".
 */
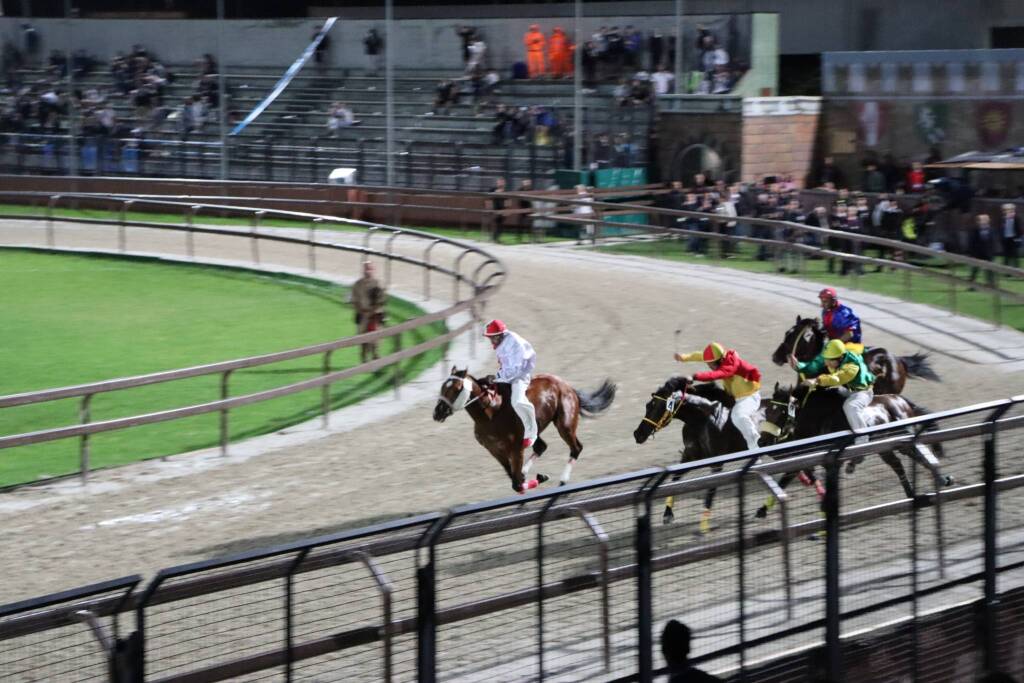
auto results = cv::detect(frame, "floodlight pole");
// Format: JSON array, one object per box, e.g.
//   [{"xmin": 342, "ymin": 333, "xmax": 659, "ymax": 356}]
[
  {"xmin": 385, "ymin": 0, "xmax": 395, "ymax": 185},
  {"xmin": 217, "ymin": 0, "xmax": 228, "ymax": 179}
]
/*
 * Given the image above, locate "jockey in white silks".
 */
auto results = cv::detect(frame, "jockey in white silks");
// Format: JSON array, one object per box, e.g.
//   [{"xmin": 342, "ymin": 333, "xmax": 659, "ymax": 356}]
[{"xmin": 483, "ymin": 319, "xmax": 538, "ymax": 448}]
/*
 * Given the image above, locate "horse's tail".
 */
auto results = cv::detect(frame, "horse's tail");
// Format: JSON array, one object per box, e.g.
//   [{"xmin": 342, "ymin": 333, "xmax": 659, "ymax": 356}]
[
  {"xmin": 899, "ymin": 352, "xmax": 940, "ymax": 382},
  {"xmin": 576, "ymin": 380, "xmax": 617, "ymax": 417}
]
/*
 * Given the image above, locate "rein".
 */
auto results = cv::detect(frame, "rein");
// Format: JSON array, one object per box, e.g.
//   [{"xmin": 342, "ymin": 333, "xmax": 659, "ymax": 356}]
[{"xmin": 642, "ymin": 386, "xmax": 687, "ymax": 432}]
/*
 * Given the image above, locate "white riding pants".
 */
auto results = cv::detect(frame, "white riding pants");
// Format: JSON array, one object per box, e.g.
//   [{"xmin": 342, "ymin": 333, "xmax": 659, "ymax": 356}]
[
  {"xmin": 841, "ymin": 387, "xmax": 874, "ymax": 443},
  {"xmin": 509, "ymin": 377, "xmax": 538, "ymax": 444},
  {"xmin": 730, "ymin": 392, "xmax": 762, "ymax": 451}
]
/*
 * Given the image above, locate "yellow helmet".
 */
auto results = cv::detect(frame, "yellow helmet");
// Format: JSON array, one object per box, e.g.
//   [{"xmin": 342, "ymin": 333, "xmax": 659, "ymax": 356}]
[{"xmin": 823, "ymin": 339, "xmax": 847, "ymax": 359}]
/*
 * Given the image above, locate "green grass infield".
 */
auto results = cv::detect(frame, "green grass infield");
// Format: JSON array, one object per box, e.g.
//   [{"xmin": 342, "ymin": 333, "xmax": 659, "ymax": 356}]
[{"xmin": 0, "ymin": 248, "xmax": 447, "ymax": 487}]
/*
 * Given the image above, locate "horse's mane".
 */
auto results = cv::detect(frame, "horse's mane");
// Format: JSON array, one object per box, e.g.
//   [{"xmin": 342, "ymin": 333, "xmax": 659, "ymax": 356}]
[{"xmin": 658, "ymin": 376, "xmax": 735, "ymax": 407}]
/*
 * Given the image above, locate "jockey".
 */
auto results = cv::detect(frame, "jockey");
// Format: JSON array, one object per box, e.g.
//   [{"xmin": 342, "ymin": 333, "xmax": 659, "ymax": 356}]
[
  {"xmin": 484, "ymin": 319, "xmax": 538, "ymax": 448},
  {"xmin": 789, "ymin": 339, "xmax": 876, "ymax": 440},
  {"xmin": 818, "ymin": 287, "xmax": 864, "ymax": 354},
  {"xmin": 675, "ymin": 342, "xmax": 762, "ymax": 451}
]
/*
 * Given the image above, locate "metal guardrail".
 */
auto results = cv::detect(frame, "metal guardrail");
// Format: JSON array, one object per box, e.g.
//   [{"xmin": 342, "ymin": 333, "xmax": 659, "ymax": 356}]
[
  {"xmin": 0, "ymin": 193, "xmax": 505, "ymax": 484},
  {"xmin": 1, "ymin": 395, "xmax": 1023, "ymax": 682}
]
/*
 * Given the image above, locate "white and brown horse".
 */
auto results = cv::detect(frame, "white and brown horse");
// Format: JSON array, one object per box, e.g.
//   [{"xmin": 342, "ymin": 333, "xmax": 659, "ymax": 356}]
[{"xmin": 433, "ymin": 368, "xmax": 616, "ymax": 493}]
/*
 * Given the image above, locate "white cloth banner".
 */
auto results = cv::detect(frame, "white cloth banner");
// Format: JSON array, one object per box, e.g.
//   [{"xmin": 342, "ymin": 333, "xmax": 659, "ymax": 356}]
[{"xmin": 230, "ymin": 17, "xmax": 338, "ymax": 136}]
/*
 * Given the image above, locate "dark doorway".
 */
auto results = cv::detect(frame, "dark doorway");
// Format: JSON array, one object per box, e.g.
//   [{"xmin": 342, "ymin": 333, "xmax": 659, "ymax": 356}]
[{"xmin": 992, "ymin": 27, "xmax": 1024, "ymax": 48}]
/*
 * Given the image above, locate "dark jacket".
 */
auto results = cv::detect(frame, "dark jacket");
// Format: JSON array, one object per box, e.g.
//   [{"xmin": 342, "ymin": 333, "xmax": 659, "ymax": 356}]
[{"xmin": 968, "ymin": 227, "xmax": 995, "ymax": 261}]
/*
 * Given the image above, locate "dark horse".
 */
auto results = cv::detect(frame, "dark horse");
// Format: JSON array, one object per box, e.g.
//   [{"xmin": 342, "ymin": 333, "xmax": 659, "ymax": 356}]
[
  {"xmin": 633, "ymin": 376, "xmax": 760, "ymax": 531},
  {"xmin": 771, "ymin": 316, "xmax": 939, "ymax": 395},
  {"xmin": 756, "ymin": 382, "xmax": 951, "ymax": 517},
  {"xmin": 433, "ymin": 367, "xmax": 616, "ymax": 493}
]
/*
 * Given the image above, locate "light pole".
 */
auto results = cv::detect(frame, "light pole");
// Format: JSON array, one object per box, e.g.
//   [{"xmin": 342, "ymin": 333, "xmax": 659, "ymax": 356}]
[
  {"xmin": 675, "ymin": 0, "xmax": 684, "ymax": 94},
  {"xmin": 385, "ymin": 0, "xmax": 394, "ymax": 185},
  {"xmin": 217, "ymin": 0, "xmax": 228, "ymax": 179},
  {"xmin": 573, "ymin": 0, "xmax": 582, "ymax": 171}
]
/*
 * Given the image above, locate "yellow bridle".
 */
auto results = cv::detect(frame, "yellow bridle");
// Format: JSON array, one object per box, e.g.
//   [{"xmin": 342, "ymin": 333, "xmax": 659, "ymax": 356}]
[{"xmin": 642, "ymin": 391, "xmax": 684, "ymax": 432}]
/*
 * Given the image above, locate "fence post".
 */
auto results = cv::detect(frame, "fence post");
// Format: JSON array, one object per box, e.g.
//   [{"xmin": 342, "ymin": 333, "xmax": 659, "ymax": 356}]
[
  {"xmin": 423, "ymin": 239, "xmax": 440, "ymax": 301},
  {"xmin": 285, "ymin": 548, "xmax": 311, "ymax": 683},
  {"xmin": 119, "ymin": 199, "xmax": 133, "ymax": 253},
  {"xmin": 47, "ymin": 194, "xmax": 60, "ymax": 247},
  {"xmin": 309, "ymin": 218, "xmax": 322, "ymax": 273},
  {"xmin": 982, "ymin": 403, "xmax": 1012, "ymax": 672},
  {"xmin": 251, "ymin": 210, "xmax": 264, "ymax": 265},
  {"xmin": 638, "ymin": 471, "xmax": 669, "ymax": 682},
  {"xmin": 219, "ymin": 370, "xmax": 233, "ymax": 457},
  {"xmin": 321, "ymin": 349, "xmax": 334, "ymax": 428},
  {"xmin": 417, "ymin": 513, "xmax": 453, "ymax": 683},
  {"xmin": 824, "ymin": 438, "xmax": 853, "ymax": 682},
  {"xmin": 79, "ymin": 394, "xmax": 92, "ymax": 484},
  {"xmin": 393, "ymin": 332, "xmax": 402, "ymax": 399},
  {"xmin": 992, "ymin": 271, "xmax": 1002, "ymax": 327},
  {"xmin": 186, "ymin": 205, "xmax": 199, "ymax": 260}
]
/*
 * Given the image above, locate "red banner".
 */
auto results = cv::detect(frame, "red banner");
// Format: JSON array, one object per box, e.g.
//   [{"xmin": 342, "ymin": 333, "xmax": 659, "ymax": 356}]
[{"xmin": 976, "ymin": 101, "xmax": 1013, "ymax": 148}]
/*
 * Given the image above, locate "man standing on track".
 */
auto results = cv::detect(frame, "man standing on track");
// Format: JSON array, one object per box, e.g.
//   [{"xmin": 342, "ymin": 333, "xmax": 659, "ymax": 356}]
[
  {"xmin": 350, "ymin": 261, "xmax": 387, "ymax": 363},
  {"xmin": 675, "ymin": 342, "xmax": 762, "ymax": 452},
  {"xmin": 484, "ymin": 319, "xmax": 538, "ymax": 449}
]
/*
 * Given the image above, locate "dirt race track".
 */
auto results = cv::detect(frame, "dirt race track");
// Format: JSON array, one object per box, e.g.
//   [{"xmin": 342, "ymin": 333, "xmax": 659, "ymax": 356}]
[{"xmin": 1, "ymin": 217, "xmax": 1023, "ymax": 612}]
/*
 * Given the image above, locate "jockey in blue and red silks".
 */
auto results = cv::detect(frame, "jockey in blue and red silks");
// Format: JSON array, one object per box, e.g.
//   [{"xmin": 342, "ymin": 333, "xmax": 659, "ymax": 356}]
[{"xmin": 818, "ymin": 287, "xmax": 864, "ymax": 355}]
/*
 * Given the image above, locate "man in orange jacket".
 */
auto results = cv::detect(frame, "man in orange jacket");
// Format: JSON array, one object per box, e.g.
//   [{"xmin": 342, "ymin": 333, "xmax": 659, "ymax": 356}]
[
  {"xmin": 524, "ymin": 24, "xmax": 546, "ymax": 78},
  {"xmin": 549, "ymin": 27, "xmax": 573, "ymax": 78}
]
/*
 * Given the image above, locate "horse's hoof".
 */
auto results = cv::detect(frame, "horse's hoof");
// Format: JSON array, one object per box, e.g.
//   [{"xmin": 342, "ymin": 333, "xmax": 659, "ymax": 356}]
[
  {"xmin": 537, "ymin": 473, "xmax": 550, "ymax": 484},
  {"xmin": 699, "ymin": 514, "xmax": 711, "ymax": 535},
  {"xmin": 943, "ymin": 475, "xmax": 955, "ymax": 486},
  {"xmin": 558, "ymin": 480, "xmax": 567, "ymax": 487},
  {"xmin": 755, "ymin": 506, "xmax": 768, "ymax": 519},
  {"xmin": 845, "ymin": 461, "xmax": 856, "ymax": 475},
  {"xmin": 663, "ymin": 509, "xmax": 675, "ymax": 525}
]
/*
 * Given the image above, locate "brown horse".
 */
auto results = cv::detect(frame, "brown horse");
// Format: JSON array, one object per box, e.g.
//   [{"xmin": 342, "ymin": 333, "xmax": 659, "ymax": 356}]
[
  {"xmin": 433, "ymin": 367, "xmax": 616, "ymax": 493},
  {"xmin": 771, "ymin": 316, "xmax": 939, "ymax": 395}
]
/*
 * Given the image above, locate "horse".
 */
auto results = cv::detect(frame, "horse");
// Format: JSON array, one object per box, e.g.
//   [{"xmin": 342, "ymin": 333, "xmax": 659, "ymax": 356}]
[
  {"xmin": 771, "ymin": 316, "xmax": 939, "ymax": 395},
  {"xmin": 633, "ymin": 376, "xmax": 760, "ymax": 531},
  {"xmin": 756, "ymin": 382, "xmax": 951, "ymax": 518},
  {"xmin": 433, "ymin": 367, "xmax": 616, "ymax": 493}
]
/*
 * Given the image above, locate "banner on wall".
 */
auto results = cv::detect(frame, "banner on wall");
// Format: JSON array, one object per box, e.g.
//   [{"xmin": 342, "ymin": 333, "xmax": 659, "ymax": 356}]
[
  {"xmin": 976, "ymin": 102, "xmax": 1013, "ymax": 148},
  {"xmin": 856, "ymin": 101, "xmax": 888, "ymax": 147},
  {"xmin": 913, "ymin": 102, "xmax": 948, "ymax": 145}
]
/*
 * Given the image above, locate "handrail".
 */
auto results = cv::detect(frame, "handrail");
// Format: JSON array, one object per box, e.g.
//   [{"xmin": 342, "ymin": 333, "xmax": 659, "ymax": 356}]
[{"xmin": 0, "ymin": 195, "xmax": 505, "ymax": 482}]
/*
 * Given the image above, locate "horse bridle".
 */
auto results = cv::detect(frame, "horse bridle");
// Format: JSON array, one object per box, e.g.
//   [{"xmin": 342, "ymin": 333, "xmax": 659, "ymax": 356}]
[
  {"xmin": 438, "ymin": 375, "xmax": 483, "ymax": 411},
  {"xmin": 642, "ymin": 387, "xmax": 687, "ymax": 433},
  {"xmin": 760, "ymin": 398, "xmax": 796, "ymax": 438}
]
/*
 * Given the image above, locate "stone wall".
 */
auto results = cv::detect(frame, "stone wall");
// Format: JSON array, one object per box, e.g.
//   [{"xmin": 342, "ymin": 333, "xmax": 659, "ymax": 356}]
[{"xmin": 740, "ymin": 98, "xmax": 820, "ymax": 186}]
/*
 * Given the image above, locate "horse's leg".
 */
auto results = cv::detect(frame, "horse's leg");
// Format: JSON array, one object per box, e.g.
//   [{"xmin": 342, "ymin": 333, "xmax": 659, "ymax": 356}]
[
  {"xmin": 699, "ymin": 464, "xmax": 723, "ymax": 534},
  {"xmin": 663, "ymin": 496, "xmax": 675, "ymax": 525},
  {"xmin": 554, "ymin": 402, "xmax": 582, "ymax": 486},
  {"xmin": 756, "ymin": 470, "xmax": 799, "ymax": 518},
  {"xmin": 881, "ymin": 451, "xmax": 915, "ymax": 499}
]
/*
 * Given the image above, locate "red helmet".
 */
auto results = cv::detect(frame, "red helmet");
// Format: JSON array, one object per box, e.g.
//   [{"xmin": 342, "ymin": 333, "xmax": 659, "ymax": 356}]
[
  {"xmin": 483, "ymin": 319, "xmax": 508, "ymax": 337},
  {"xmin": 819, "ymin": 287, "xmax": 837, "ymax": 301},
  {"xmin": 702, "ymin": 342, "xmax": 725, "ymax": 362}
]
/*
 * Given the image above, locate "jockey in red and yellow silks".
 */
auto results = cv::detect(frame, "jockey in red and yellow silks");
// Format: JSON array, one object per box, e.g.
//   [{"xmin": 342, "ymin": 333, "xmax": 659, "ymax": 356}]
[{"xmin": 675, "ymin": 342, "xmax": 762, "ymax": 451}]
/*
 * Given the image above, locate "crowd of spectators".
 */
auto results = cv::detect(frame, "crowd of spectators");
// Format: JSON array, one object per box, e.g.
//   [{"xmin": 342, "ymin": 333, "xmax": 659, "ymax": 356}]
[{"xmin": 656, "ymin": 172, "xmax": 940, "ymax": 273}]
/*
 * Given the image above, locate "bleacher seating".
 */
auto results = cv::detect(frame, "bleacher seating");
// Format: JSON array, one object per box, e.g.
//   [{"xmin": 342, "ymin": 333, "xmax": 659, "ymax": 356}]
[{"xmin": 1, "ymin": 63, "xmax": 652, "ymax": 189}]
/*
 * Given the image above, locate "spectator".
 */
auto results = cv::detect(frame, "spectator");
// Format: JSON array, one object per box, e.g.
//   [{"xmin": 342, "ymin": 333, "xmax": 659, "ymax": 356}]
[
  {"xmin": 1000, "ymin": 203, "xmax": 1022, "ymax": 268},
  {"xmin": 466, "ymin": 36, "xmax": 487, "ymax": 75},
  {"xmin": 649, "ymin": 31, "xmax": 665, "ymax": 72},
  {"xmin": 623, "ymin": 26, "xmax": 643, "ymax": 69},
  {"xmin": 491, "ymin": 103, "xmax": 514, "ymax": 143},
  {"xmin": 906, "ymin": 161, "xmax": 926, "ymax": 192},
  {"xmin": 517, "ymin": 179, "xmax": 534, "ymax": 241},
  {"xmin": 968, "ymin": 213, "xmax": 996, "ymax": 286},
  {"xmin": 662, "ymin": 620, "xmax": 722, "ymax": 683},
  {"xmin": 549, "ymin": 27, "xmax": 573, "ymax": 78},
  {"xmin": 327, "ymin": 101, "xmax": 355, "ymax": 135},
  {"xmin": 841, "ymin": 204, "xmax": 865, "ymax": 275},
  {"xmin": 863, "ymin": 162, "xmax": 886, "ymax": 193},
  {"xmin": 488, "ymin": 176, "xmax": 507, "ymax": 242},
  {"xmin": 573, "ymin": 183, "xmax": 595, "ymax": 243},
  {"xmin": 350, "ymin": 261, "xmax": 387, "ymax": 363},
  {"xmin": 593, "ymin": 133, "xmax": 613, "ymax": 167},
  {"xmin": 433, "ymin": 79, "xmax": 459, "ymax": 116},
  {"xmin": 198, "ymin": 53, "xmax": 218, "ymax": 76},
  {"xmin": 22, "ymin": 24, "xmax": 40, "ymax": 65},
  {"xmin": 455, "ymin": 25, "xmax": 476, "ymax": 65},
  {"xmin": 651, "ymin": 64, "xmax": 675, "ymax": 96},
  {"xmin": 581, "ymin": 41, "xmax": 599, "ymax": 90},
  {"xmin": 613, "ymin": 133, "xmax": 635, "ymax": 166},
  {"xmin": 313, "ymin": 23, "xmax": 332, "ymax": 73},
  {"xmin": 364, "ymin": 28, "xmax": 384, "ymax": 76},
  {"xmin": 524, "ymin": 24, "xmax": 546, "ymax": 79},
  {"xmin": 629, "ymin": 77, "xmax": 652, "ymax": 105},
  {"xmin": 716, "ymin": 186, "xmax": 739, "ymax": 258},
  {"xmin": 814, "ymin": 156, "xmax": 845, "ymax": 189}
]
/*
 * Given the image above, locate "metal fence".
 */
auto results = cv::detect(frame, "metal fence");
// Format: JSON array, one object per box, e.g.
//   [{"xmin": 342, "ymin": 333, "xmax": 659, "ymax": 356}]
[
  {"xmin": 2, "ymin": 394, "xmax": 1023, "ymax": 682},
  {"xmin": 0, "ymin": 193, "xmax": 504, "ymax": 485}
]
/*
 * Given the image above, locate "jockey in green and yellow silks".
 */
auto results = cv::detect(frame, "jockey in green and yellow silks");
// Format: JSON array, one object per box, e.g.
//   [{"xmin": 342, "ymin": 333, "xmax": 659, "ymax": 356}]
[{"xmin": 789, "ymin": 339, "xmax": 875, "ymax": 440}]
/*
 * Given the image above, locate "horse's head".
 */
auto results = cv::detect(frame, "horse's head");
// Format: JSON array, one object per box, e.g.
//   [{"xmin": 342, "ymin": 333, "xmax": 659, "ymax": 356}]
[
  {"xmin": 634, "ymin": 376, "xmax": 690, "ymax": 444},
  {"xmin": 760, "ymin": 382, "xmax": 796, "ymax": 445},
  {"xmin": 771, "ymin": 315, "xmax": 826, "ymax": 366},
  {"xmin": 434, "ymin": 366, "xmax": 473, "ymax": 423}
]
